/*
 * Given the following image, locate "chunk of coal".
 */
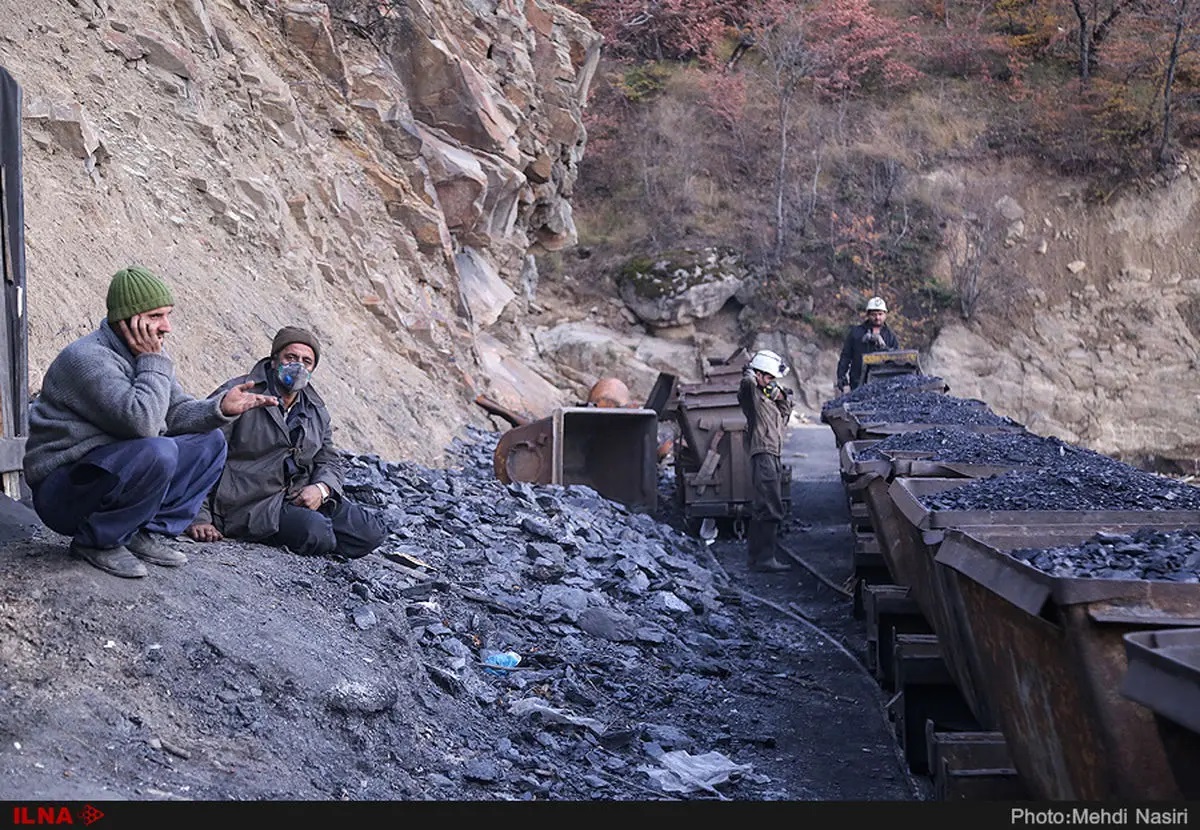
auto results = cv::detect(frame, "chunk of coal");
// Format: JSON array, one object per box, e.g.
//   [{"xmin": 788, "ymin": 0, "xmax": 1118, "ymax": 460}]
[
  {"xmin": 1009, "ymin": 527, "xmax": 1200, "ymax": 582},
  {"xmin": 856, "ymin": 427, "xmax": 1101, "ymax": 467},
  {"xmin": 922, "ymin": 456, "xmax": 1200, "ymax": 511},
  {"xmin": 823, "ymin": 374, "xmax": 948, "ymax": 411}
]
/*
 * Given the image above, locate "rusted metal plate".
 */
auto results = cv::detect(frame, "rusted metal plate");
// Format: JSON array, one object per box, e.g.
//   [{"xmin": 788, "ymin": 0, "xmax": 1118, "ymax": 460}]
[
  {"xmin": 935, "ymin": 525, "xmax": 1200, "ymax": 800},
  {"xmin": 862, "ymin": 475, "xmax": 924, "ymax": 592},
  {"xmin": 1121, "ymin": 629, "xmax": 1200, "ymax": 799},
  {"xmin": 494, "ymin": 417, "xmax": 555, "ymax": 485}
]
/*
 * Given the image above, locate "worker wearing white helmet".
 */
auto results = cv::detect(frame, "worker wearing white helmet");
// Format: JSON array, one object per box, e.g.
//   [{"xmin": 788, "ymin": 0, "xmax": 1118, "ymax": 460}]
[
  {"xmin": 835, "ymin": 296, "xmax": 899, "ymax": 393},
  {"xmin": 737, "ymin": 349, "xmax": 794, "ymax": 573}
]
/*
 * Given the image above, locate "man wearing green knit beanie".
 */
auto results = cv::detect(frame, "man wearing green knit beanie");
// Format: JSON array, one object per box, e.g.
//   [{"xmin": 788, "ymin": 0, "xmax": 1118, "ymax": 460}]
[{"xmin": 23, "ymin": 265, "xmax": 280, "ymax": 579}]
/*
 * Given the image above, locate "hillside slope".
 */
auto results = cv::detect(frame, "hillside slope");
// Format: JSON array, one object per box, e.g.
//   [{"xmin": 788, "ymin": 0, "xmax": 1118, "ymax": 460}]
[{"xmin": 2, "ymin": 0, "xmax": 599, "ymax": 465}]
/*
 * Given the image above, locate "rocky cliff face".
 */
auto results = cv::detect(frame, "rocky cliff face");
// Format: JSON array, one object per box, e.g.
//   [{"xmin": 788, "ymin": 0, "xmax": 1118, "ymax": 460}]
[
  {"xmin": 6, "ymin": 1, "xmax": 1200, "ymax": 472},
  {"xmin": 921, "ymin": 161, "xmax": 1200, "ymax": 471},
  {"xmin": 2, "ymin": 0, "xmax": 598, "ymax": 464}
]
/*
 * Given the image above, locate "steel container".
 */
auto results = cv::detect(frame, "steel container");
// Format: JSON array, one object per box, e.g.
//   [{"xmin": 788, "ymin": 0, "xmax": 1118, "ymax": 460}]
[
  {"xmin": 935, "ymin": 525, "xmax": 1200, "ymax": 799},
  {"xmin": 1121, "ymin": 628, "xmax": 1200, "ymax": 798}
]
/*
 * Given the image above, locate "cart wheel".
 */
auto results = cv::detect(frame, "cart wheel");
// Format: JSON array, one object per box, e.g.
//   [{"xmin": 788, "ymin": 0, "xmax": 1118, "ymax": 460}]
[{"xmin": 733, "ymin": 518, "xmax": 746, "ymax": 541}]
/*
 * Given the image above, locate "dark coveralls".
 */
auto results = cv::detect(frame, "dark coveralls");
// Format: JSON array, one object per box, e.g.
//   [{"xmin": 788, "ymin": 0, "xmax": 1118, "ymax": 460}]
[
  {"xmin": 836, "ymin": 322, "xmax": 899, "ymax": 390},
  {"xmin": 737, "ymin": 369, "xmax": 794, "ymax": 566}
]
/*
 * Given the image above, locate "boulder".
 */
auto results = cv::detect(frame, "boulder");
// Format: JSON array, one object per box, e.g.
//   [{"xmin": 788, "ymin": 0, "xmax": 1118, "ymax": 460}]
[{"xmin": 618, "ymin": 248, "xmax": 746, "ymax": 329}]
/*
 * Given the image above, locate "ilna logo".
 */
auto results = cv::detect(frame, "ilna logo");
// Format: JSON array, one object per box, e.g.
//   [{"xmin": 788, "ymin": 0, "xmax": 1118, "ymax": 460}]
[{"xmin": 11, "ymin": 805, "xmax": 104, "ymax": 826}]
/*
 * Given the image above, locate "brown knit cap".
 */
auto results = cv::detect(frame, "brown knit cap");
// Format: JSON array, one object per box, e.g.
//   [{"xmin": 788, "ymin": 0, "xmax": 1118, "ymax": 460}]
[{"xmin": 271, "ymin": 326, "xmax": 321, "ymax": 368}]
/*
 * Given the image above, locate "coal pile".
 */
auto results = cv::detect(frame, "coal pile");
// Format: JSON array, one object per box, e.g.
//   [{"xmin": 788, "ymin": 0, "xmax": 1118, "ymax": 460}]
[
  {"xmin": 324, "ymin": 425, "xmax": 818, "ymax": 799},
  {"xmin": 1010, "ymin": 527, "xmax": 1200, "ymax": 582},
  {"xmin": 922, "ymin": 456, "xmax": 1200, "ymax": 511},
  {"xmin": 842, "ymin": 391, "xmax": 1021, "ymax": 428},
  {"xmin": 856, "ymin": 427, "xmax": 1098, "ymax": 467},
  {"xmin": 823, "ymin": 374, "xmax": 948, "ymax": 411}
]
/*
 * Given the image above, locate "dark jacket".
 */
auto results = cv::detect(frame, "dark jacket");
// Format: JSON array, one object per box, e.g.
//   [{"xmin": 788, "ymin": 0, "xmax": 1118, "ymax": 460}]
[
  {"xmin": 738, "ymin": 369, "xmax": 793, "ymax": 458},
  {"xmin": 195, "ymin": 357, "xmax": 346, "ymax": 539},
  {"xmin": 836, "ymin": 322, "xmax": 899, "ymax": 389}
]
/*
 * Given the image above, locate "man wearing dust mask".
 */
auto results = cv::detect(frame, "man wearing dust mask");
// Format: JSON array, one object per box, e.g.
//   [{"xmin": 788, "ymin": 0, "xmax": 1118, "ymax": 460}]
[{"xmin": 186, "ymin": 326, "xmax": 387, "ymax": 559}]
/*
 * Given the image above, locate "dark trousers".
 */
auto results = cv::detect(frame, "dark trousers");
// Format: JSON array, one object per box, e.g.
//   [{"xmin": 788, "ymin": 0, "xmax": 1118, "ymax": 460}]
[
  {"xmin": 32, "ymin": 431, "xmax": 227, "ymax": 549},
  {"xmin": 748, "ymin": 452, "xmax": 785, "ymax": 564},
  {"xmin": 266, "ymin": 498, "xmax": 388, "ymax": 559}
]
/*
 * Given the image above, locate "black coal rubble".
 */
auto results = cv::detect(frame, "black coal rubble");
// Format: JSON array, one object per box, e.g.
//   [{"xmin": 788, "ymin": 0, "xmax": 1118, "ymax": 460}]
[
  {"xmin": 842, "ymin": 391, "xmax": 1021, "ymax": 428},
  {"xmin": 328, "ymin": 426, "xmax": 786, "ymax": 799},
  {"xmin": 1010, "ymin": 527, "xmax": 1200, "ymax": 582},
  {"xmin": 922, "ymin": 455, "xmax": 1200, "ymax": 511},
  {"xmin": 823, "ymin": 374, "xmax": 948, "ymax": 411},
  {"xmin": 856, "ymin": 427, "xmax": 1100, "ymax": 467}
]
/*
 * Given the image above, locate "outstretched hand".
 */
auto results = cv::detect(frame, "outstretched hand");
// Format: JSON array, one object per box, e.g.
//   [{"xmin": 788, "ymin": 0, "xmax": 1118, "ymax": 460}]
[{"xmin": 220, "ymin": 381, "xmax": 279, "ymax": 416}]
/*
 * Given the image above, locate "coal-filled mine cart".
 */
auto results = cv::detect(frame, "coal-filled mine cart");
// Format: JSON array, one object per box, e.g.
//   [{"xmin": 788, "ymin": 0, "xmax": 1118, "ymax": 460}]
[{"xmin": 936, "ymin": 524, "xmax": 1200, "ymax": 799}]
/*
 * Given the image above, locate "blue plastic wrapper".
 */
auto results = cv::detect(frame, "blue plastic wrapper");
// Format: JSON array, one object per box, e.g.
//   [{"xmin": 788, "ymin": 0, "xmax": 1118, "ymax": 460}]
[{"xmin": 482, "ymin": 650, "xmax": 521, "ymax": 676}]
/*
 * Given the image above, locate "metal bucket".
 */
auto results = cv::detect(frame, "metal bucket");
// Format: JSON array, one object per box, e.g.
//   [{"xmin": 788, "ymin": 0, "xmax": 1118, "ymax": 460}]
[
  {"xmin": 936, "ymin": 525, "xmax": 1200, "ymax": 799},
  {"xmin": 494, "ymin": 407, "xmax": 659, "ymax": 511},
  {"xmin": 1121, "ymin": 628, "xmax": 1200, "ymax": 798}
]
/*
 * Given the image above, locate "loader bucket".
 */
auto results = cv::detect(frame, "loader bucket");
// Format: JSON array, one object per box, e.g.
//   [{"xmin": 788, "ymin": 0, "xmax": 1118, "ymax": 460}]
[{"xmin": 493, "ymin": 407, "xmax": 658, "ymax": 511}]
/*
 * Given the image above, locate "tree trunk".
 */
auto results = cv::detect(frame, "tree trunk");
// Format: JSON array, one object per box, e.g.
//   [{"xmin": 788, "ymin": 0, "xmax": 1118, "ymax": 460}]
[
  {"xmin": 1072, "ymin": 0, "xmax": 1091, "ymax": 82},
  {"xmin": 774, "ymin": 99, "xmax": 790, "ymax": 261},
  {"xmin": 1158, "ymin": 13, "xmax": 1184, "ymax": 167}
]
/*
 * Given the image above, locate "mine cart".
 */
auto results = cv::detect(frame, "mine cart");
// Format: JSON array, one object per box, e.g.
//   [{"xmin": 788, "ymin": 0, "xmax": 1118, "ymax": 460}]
[
  {"xmin": 820, "ymin": 373, "xmax": 950, "ymax": 448},
  {"xmin": 840, "ymin": 436, "xmax": 1038, "ymax": 647},
  {"xmin": 1121, "ymin": 628, "xmax": 1200, "ymax": 799},
  {"xmin": 493, "ymin": 406, "xmax": 660, "ymax": 511},
  {"xmin": 666, "ymin": 350, "xmax": 791, "ymax": 535},
  {"xmin": 888, "ymin": 477, "xmax": 1200, "ymax": 740},
  {"xmin": 859, "ymin": 348, "xmax": 921, "ymax": 386},
  {"xmin": 934, "ymin": 523, "xmax": 1200, "ymax": 799}
]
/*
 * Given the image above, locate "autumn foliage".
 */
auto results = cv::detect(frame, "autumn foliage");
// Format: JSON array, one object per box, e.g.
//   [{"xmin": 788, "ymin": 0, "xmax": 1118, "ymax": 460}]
[{"xmin": 566, "ymin": 0, "xmax": 1200, "ymax": 343}]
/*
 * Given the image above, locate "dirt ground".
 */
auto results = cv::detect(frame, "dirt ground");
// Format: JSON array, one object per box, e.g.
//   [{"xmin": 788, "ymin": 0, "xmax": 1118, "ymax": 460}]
[{"xmin": 0, "ymin": 421, "xmax": 928, "ymax": 804}]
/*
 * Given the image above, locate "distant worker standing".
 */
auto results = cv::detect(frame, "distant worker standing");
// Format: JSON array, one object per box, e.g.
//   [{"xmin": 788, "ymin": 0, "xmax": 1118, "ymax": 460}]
[
  {"xmin": 835, "ymin": 296, "xmax": 899, "ymax": 393},
  {"xmin": 737, "ymin": 349, "xmax": 793, "ymax": 573}
]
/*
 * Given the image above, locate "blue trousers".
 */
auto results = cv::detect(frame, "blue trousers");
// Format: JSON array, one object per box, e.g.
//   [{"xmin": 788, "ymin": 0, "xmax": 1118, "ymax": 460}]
[
  {"xmin": 32, "ymin": 431, "xmax": 227, "ymax": 549},
  {"xmin": 267, "ymin": 498, "xmax": 388, "ymax": 559}
]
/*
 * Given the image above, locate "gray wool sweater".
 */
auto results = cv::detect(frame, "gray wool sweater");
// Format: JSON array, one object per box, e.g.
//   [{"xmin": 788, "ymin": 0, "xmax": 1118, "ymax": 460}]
[{"xmin": 23, "ymin": 320, "xmax": 234, "ymax": 486}]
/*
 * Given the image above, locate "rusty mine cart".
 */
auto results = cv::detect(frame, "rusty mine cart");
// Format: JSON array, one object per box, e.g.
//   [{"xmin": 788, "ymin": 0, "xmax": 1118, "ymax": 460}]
[{"xmin": 661, "ymin": 349, "xmax": 792, "ymax": 538}]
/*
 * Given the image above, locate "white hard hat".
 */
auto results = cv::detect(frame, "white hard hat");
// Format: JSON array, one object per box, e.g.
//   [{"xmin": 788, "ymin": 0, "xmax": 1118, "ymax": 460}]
[
  {"xmin": 748, "ymin": 349, "xmax": 788, "ymax": 378},
  {"xmin": 865, "ymin": 297, "xmax": 888, "ymax": 312}
]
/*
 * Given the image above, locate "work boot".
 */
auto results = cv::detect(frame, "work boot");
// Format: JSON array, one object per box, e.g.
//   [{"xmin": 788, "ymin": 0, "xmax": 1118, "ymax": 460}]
[
  {"xmin": 749, "ymin": 556, "xmax": 792, "ymax": 573},
  {"xmin": 70, "ymin": 542, "xmax": 147, "ymax": 579},
  {"xmin": 126, "ymin": 530, "xmax": 188, "ymax": 568}
]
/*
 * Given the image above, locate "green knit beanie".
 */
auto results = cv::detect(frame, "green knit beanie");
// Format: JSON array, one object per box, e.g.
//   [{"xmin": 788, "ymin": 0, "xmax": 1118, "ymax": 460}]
[{"xmin": 106, "ymin": 266, "xmax": 176, "ymax": 323}]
